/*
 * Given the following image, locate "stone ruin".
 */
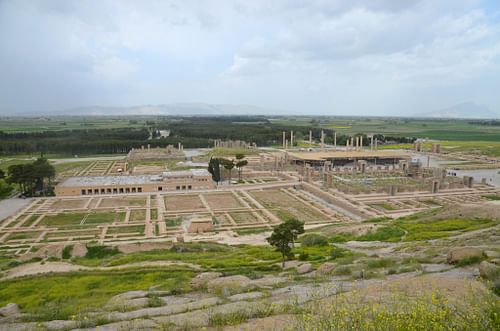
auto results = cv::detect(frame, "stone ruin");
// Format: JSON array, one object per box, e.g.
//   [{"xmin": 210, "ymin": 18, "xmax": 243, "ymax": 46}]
[
  {"xmin": 213, "ymin": 139, "xmax": 256, "ymax": 149},
  {"xmin": 127, "ymin": 144, "xmax": 184, "ymax": 160}
]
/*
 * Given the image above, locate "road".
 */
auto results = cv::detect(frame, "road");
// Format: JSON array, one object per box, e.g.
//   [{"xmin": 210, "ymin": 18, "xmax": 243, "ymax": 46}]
[{"xmin": 0, "ymin": 197, "xmax": 33, "ymax": 222}]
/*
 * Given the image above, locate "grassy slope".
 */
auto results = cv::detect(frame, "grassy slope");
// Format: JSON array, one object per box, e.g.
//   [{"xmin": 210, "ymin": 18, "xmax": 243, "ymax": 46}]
[{"xmin": 0, "ymin": 243, "xmax": 344, "ymax": 319}]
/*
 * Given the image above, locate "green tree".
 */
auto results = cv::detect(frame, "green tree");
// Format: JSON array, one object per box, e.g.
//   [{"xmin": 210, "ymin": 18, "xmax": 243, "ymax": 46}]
[
  {"xmin": 286, "ymin": 218, "xmax": 305, "ymax": 248},
  {"xmin": 32, "ymin": 158, "xmax": 55, "ymax": 194},
  {"xmin": 267, "ymin": 219, "xmax": 305, "ymax": 268},
  {"xmin": 207, "ymin": 157, "xmax": 221, "ymax": 184},
  {"xmin": 235, "ymin": 154, "xmax": 248, "ymax": 181},
  {"xmin": 6, "ymin": 158, "xmax": 55, "ymax": 196},
  {"xmin": 220, "ymin": 158, "xmax": 235, "ymax": 183},
  {"xmin": 0, "ymin": 169, "xmax": 4, "ymax": 179}
]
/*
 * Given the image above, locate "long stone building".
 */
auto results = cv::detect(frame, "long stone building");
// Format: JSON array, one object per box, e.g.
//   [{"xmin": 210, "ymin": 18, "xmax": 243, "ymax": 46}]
[{"xmin": 55, "ymin": 169, "xmax": 215, "ymax": 196}]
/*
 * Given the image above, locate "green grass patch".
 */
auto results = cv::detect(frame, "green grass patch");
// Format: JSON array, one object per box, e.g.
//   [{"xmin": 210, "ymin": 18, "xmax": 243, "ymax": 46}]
[
  {"xmin": 356, "ymin": 226, "xmax": 405, "ymax": 242},
  {"xmin": 165, "ymin": 218, "xmax": 182, "ymax": 227},
  {"xmin": 300, "ymin": 233, "xmax": 329, "ymax": 247},
  {"xmin": 0, "ymin": 268, "xmax": 195, "ymax": 321},
  {"xmin": 483, "ymin": 195, "xmax": 500, "ymax": 201},
  {"xmin": 397, "ymin": 218, "xmax": 496, "ymax": 241},
  {"xmin": 235, "ymin": 227, "xmax": 270, "ymax": 235}
]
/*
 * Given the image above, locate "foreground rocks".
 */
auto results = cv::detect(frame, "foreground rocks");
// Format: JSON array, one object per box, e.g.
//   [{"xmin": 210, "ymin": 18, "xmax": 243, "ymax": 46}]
[
  {"xmin": 190, "ymin": 272, "xmax": 222, "ymax": 290},
  {"xmin": 0, "ymin": 303, "xmax": 20, "ymax": 320},
  {"xmin": 207, "ymin": 275, "xmax": 253, "ymax": 296},
  {"xmin": 316, "ymin": 262, "xmax": 336, "ymax": 275}
]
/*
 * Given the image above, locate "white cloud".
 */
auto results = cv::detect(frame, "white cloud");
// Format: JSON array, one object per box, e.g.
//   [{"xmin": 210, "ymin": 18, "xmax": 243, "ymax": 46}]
[{"xmin": 0, "ymin": 0, "xmax": 499, "ymax": 115}]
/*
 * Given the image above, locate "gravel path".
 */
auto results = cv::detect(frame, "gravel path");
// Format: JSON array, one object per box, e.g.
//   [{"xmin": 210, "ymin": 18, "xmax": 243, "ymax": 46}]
[{"xmin": 0, "ymin": 197, "xmax": 32, "ymax": 222}]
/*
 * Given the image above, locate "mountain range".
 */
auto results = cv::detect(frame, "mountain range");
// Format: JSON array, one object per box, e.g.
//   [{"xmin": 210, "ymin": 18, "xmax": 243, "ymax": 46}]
[{"xmin": 415, "ymin": 102, "xmax": 499, "ymax": 119}]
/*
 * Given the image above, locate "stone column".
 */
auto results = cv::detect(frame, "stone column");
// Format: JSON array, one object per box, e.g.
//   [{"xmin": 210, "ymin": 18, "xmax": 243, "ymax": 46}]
[
  {"xmin": 309, "ymin": 130, "xmax": 312, "ymax": 146},
  {"xmin": 290, "ymin": 130, "xmax": 294, "ymax": 148},
  {"xmin": 320, "ymin": 130, "xmax": 325, "ymax": 150},
  {"xmin": 282, "ymin": 131, "xmax": 286, "ymax": 149},
  {"xmin": 334, "ymin": 132, "xmax": 337, "ymax": 150}
]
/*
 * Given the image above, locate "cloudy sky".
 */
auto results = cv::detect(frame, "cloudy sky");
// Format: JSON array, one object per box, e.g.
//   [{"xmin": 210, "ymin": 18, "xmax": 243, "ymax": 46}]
[{"xmin": 1, "ymin": 0, "xmax": 500, "ymax": 115}]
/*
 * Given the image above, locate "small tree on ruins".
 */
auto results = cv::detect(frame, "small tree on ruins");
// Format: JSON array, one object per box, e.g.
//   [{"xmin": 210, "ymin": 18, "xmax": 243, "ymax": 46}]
[
  {"xmin": 220, "ymin": 158, "xmax": 235, "ymax": 183},
  {"xmin": 235, "ymin": 153, "xmax": 248, "ymax": 182},
  {"xmin": 207, "ymin": 157, "xmax": 221, "ymax": 185},
  {"xmin": 267, "ymin": 219, "xmax": 305, "ymax": 268}
]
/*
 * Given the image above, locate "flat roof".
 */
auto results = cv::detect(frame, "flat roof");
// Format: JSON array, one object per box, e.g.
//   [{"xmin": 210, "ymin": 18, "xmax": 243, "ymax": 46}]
[
  {"xmin": 59, "ymin": 169, "xmax": 211, "ymax": 187},
  {"xmin": 287, "ymin": 150, "xmax": 409, "ymax": 161},
  {"xmin": 162, "ymin": 169, "xmax": 210, "ymax": 177},
  {"xmin": 59, "ymin": 175, "xmax": 161, "ymax": 187}
]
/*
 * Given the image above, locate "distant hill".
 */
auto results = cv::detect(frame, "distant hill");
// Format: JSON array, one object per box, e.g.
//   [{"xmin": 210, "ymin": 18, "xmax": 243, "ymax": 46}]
[
  {"xmin": 416, "ymin": 102, "xmax": 500, "ymax": 119},
  {"xmin": 46, "ymin": 103, "xmax": 287, "ymax": 116}
]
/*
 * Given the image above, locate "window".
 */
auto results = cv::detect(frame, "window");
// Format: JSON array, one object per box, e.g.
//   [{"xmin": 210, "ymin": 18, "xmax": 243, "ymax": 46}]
[
  {"xmin": 176, "ymin": 186, "xmax": 180, "ymax": 190},
  {"xmin": 182, "ymin": 185, "xmax": 186, "ymax": 190},
  {"xmin": 81, "ymin": 190, "xmax": 86, "ymax": 195},
  {"xmin": 132, "ymin": 187, "xmax": 136, "ymax": 193},
  {"xmin": 87, "ymin": 189, "xmax": 92, "ymax": 195},
  {"xmin": 113, "ymin": 188, "xmax": 118, "ymax": 194},
  {"xmin": 158, "ymin": 186, "xmax": 163, "ymax": 191},
  {"xmin": 94, "ymin": 189, "xmax": 99, "ymax": 194},
  {"xmin": 101, "ymin": 189, "xmax": 105, "ymax": 194},
  {"xmin": 188, "ymin": 185, "xmax": 192, "ymax": 190},
  {"xmin": 107, "ymin": 188, "xmax": 112, "ymax": 193},
  {"xmin": 125, "ymin": 188, "xmax": 130, "ymax": 193},
  {"xmin": 119, "ymin": 188, "xmax": 124, "ymax": 193},
  {"xmin": 138, "ymin": 187, "xmax": 142, "ymax": 193}
]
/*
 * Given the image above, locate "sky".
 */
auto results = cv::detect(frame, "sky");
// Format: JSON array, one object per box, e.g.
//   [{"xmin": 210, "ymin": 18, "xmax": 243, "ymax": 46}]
[{"xmin": 1, "ymin": 0, "xmax": 500, "ymax": 116}]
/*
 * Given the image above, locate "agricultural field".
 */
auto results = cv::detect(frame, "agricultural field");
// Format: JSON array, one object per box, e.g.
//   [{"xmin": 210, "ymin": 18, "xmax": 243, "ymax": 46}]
[{"xmin": 0, "ymin": 116, "xmax": 147, "ymax": 132}]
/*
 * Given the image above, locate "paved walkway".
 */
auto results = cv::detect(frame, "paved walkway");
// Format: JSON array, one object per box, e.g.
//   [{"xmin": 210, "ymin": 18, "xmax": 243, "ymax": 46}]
[{"xmin": 0, "ymin": 197, "xmax": 33, "ymax": 222}]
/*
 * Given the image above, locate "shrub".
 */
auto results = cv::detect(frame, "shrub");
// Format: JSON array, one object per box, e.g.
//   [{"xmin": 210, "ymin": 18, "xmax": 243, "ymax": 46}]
[
  {"xmin": 85, "ymin": 245, "xmax": 119, "ymax": 259},
  {"xmin": 302, "ymin": 234, "xmax": 329, "ymax": 247},
  {"xmin": 147, "ymin": 295, "xmax": 163, "ymax": 307},
  {"xmin": 456, "ymin": 255, "xmax": 484, "ymax": 267},
  {"xmin": 330, "ymin": 247, "xmax": 348, "ymax": 259},
  {"xmin": 333, "ymin": 266, "xmax": 352, "ymax": 276},
  {"xmin": 62, "ymin": 245, "xmax": 73, "ymax": 259},
  {"xmin": 298, "ymin": 252, "xmax": 309, "ymax": 261},
  {"xmin": 367, "ymin": 258, "xmax": 395, "ymax": 269},
  {"xmin": 329, "ymin": 233, "xmax": 354, "ymax": 243}
]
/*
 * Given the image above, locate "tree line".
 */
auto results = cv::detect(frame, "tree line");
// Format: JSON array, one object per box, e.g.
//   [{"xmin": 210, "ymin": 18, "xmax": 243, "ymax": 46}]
[{"xmin": 0, "ymin": 117, "xmax": 416, "ymax": 156}]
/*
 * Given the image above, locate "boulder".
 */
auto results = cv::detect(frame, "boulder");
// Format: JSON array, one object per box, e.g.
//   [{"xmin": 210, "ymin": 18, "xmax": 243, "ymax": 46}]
[
  {"xmin": 206, "ymin": 275, "xmax": 253, "ymax": 296},
  {"xmin": 484, "ymin": 250, "xmax": 500, "ymax": 259},
  {"xmin": 107, "ymin": 290, "xmax": 148, "ymax": 308},
  {"xmin": 71, "ymin": 243, "xmax": 87, "ymax": 258},
  {"xmin": 447, "ymin": 247, "xmax": 483, "ymax": 264},
  {"xmin": 479, "ymin": 261, "xmax": 500, "ymax": 280},
  {"xmin": 0, "ymin": 303, "xmax": 21, "ymax": 319},
  {"xmin": 190, "ymin": 272, "xmax": 222, "ymax": 290},
  {"xmin": 250, "ymin": 275, "xmax": 286, "ymax": 288},
  {"xmin": 316, "ymin": 262, "xmax": 336, "ymax": 275},
  {"xmin": 296, "ymin": 263, "xmax": 313, "ymax": 274}
]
